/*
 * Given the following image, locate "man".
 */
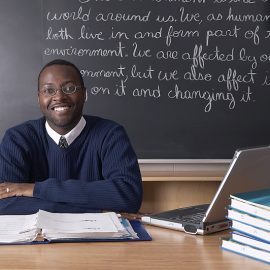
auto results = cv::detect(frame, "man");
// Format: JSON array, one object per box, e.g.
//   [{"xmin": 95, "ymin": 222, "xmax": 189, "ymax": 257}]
[{"xmin": 0, "ymin": 59, "xmax": 142, "ymax": 214}]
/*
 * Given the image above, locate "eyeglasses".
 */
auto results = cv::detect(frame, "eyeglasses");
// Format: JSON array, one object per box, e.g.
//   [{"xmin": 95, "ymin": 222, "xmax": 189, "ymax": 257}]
[{"xmin": 39, "ymin": 85, "xmax": 84, "ymax": 97}]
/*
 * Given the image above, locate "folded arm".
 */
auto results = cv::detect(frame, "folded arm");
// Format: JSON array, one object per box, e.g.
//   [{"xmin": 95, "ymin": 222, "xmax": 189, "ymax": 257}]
[{"xmin": 0, "ymin": 125, "xmax": 143, "ymax": 214}]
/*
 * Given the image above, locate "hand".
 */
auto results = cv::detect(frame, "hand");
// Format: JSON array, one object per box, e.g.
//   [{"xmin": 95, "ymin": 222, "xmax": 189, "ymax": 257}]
[{"xmin": 0, "ymin": 182, "xmax": 34, "ymax": 199}]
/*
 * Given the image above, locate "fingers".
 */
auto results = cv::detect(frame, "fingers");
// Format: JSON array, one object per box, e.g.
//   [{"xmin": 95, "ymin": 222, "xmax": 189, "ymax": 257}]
[
  {"xmin": 0, "ymin": 182, "xmax": 14, "ymax": 199},
  {"xmin": 0, "ymin": 183, "xmax": 34, "ymax": 199}
]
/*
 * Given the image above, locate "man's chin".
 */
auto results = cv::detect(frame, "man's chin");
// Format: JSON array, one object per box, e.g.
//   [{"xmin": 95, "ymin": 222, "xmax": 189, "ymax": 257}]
[
  {"xmin": 46, "ymin": 114, "xmax": 82, "ymax": 132},
  {"xmin": 49, "ymin": 118, "xmax": 74, "ymax": 131}
]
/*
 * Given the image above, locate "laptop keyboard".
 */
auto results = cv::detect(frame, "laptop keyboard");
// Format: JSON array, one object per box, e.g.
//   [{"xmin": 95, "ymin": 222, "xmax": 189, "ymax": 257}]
[
  {"xmin": 171, "ymin": 212, "xmax": 205, "ymax": 224},
  {"xmin": 151, "ymin": 204, "xmax": 209, "ymax": 225}
]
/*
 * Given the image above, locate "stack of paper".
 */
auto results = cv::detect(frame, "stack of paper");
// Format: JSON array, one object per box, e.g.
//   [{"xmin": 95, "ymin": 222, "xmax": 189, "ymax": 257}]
[
  {"xmin": 37, "ymin": 210, "xmax": 138, "ymax": 241},
  {"xmin": 0, "ymin": 210, "xmax": 138, "ymax": 244},
  {"xmin": 222, "ymin": 188, "xmax": 270, "ymax": 264},
  {"xmin": 0, "ymin": 213, "xmax": 39, "ymax": 243}
]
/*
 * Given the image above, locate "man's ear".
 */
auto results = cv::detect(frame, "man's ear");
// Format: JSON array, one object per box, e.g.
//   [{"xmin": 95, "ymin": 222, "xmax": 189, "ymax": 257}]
[{"xmin": 85, "ymin": 90, "xmax": 88, "ymax": 102}]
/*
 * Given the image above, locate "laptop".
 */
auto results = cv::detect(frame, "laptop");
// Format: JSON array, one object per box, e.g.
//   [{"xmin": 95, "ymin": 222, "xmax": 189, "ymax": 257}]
[{"xmin": 142, "ymin": 146, "xmax": 270, "ymax": 235}]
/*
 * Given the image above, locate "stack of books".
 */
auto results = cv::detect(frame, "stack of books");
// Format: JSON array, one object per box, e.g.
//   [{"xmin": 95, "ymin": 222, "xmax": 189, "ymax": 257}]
[
  {"xmin": 0, "ymin": 210, "xmax": 151, "ymax": 244},
  {"xmin": 222, "ymin": 188, "xmax": 270, "ymax": 264}
]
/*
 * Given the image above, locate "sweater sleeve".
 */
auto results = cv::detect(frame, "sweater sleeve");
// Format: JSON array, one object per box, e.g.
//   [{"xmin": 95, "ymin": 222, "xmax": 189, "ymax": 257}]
[
  {"xmin": 0, "ymin": 128, "xmax": 32, "ymax": 182},
  {"xmin": 33, "ymin": 125, "xmax": 143, "ymax": 213},
  {"xmin": 0, "ymin": 197, "xmax": 100, "ymax": 215}
]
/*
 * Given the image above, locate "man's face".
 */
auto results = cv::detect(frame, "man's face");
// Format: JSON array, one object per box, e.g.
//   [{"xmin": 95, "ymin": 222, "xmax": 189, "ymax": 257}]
[{"xmin": 38, "ymin": 64, "xmax": 86, "ymax": 134}]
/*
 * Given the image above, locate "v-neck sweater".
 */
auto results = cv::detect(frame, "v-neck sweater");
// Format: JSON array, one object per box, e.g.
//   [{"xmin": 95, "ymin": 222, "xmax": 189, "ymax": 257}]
[{"xmin": 0, "ymin": 115, "xmax": 142, "ymax": 214}]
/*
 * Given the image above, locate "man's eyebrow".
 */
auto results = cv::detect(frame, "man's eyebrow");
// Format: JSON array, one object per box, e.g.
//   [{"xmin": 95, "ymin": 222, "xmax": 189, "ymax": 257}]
[
  {"xmin": 39, "ymin": 83, "xmax": 54, "ymax": 88},
  {"xmin": 41, "ymin": 83, "xmax": 54, "ymax": 85},
  {"xmin": 41, "ymin": 80, "xmax": 74, "ymax": 86},
  {"xmin": 61, "ymin": 80, "xmax": 75, "ymax": 85}
]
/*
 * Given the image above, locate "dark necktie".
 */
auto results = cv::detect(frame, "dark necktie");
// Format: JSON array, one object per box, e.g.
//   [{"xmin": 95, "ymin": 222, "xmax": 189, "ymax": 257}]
[{"xmin": 58, "ymin": 136, "xmax": 68, "ymax": 148}]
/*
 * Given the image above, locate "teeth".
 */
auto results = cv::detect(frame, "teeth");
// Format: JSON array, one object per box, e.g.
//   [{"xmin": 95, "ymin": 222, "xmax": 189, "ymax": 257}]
[{"xmin": 54, "ymin": 106, "xmax": 69, "ymax": 111}]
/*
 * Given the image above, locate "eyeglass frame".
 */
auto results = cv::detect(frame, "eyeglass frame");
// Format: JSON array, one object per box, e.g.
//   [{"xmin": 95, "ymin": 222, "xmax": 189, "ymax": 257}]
[{"xmin": 38, "ymin": 84, "xmax": 85, "ymax": 97}]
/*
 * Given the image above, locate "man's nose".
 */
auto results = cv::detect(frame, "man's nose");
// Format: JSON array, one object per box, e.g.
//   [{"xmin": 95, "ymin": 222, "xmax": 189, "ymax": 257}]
[{"xmin": 53, "ymin": 88, "xmax": 67, "ymax": 99}]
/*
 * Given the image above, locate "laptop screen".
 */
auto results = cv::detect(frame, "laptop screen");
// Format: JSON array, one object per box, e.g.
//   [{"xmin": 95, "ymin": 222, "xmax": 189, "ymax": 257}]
[{"xmin": 203, "ymin": 146, "xmax": 270, "ymax": 223}]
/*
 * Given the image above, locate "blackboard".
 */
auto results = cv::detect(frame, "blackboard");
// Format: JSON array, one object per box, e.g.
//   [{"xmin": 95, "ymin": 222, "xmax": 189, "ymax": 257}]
[
  {"xmin": 1, "ymin": 0, "xmax": 270, "ymax": 159},
  {"xmin": 0, "ymin": 0, "xmax": 42, "ymax": 136}
]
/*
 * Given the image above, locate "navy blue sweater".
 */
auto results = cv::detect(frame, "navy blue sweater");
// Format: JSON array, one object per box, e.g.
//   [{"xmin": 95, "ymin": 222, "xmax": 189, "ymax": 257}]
[{"xmin": 0, "ymin": 116, "xmax": 142, "ymax": 214}]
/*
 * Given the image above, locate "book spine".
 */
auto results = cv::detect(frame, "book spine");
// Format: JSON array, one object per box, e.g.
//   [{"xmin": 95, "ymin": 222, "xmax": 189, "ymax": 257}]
[
  {"xmin": 231, "ymin": 199, "xmax": 270, "ymax": 220},
  {"xmin": 222, "ymin": 239, "xmax": 270, "ymax": 264},
  {"xmin": 228, "ymin": 209, "xmax": 270, "ymax": 231},
  {"xmin": 232, "ymin": 233, "xmax": 270, "ymax": 252},
  {"xmin": 232, "ymin": 220, "xmax": 270, "ymax": 242}
]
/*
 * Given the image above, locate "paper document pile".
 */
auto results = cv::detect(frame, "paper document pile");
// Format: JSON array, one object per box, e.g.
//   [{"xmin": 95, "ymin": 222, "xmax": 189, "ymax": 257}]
[{"xmin": 0, "ymin": 210, "xmax": 138, "ymax": 244}]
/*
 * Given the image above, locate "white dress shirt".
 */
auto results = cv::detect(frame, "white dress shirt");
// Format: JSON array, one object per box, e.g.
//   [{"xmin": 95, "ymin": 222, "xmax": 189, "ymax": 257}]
[{"xmin": 45, "ymin": 117, "xmax": 86, "ymax": 146}]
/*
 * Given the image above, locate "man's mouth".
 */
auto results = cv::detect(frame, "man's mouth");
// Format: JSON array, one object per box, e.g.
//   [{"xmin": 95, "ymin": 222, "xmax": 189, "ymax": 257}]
[{"xmin": 51, "ymin": 105, "xmax": 72, "ymax": 111}]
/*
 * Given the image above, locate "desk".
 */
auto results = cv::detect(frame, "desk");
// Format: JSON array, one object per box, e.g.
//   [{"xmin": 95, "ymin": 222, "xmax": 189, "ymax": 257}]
[{"xmin": 0, "ymin": 226, "xmax": 268, "ymax": 270}]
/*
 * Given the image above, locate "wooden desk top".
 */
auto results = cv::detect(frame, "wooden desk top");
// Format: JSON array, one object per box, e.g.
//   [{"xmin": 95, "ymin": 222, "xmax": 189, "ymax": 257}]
[{"xmin": 0, "ymin": 226, "xmax": 268, "ymax": 270}]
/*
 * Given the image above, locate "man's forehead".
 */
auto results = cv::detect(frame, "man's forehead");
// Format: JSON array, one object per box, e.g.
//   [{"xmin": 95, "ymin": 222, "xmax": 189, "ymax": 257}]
[
  {"xmin": 40, "ymin": 65, "xmax": 80, "ymax": 81},
  {"xmin": 41, "ymin": 64, "xmax": 77, "ymax": 74}
]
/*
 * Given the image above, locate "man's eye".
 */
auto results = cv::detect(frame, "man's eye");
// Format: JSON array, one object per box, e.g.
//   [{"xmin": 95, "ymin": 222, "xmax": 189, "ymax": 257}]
[
  {"xmin": 44, "ymin": 88, "xmax": 56, "ymax": 95},
  {"xmin": 64, "ymin": 86, "xmax": 76, "ymax": 93}
]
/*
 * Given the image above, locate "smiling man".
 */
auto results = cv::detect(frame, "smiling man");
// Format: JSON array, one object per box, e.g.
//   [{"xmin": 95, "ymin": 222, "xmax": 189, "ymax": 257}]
[{"xmin": 0, "ymin": 59, "xmax": 142, "ymax": 214}]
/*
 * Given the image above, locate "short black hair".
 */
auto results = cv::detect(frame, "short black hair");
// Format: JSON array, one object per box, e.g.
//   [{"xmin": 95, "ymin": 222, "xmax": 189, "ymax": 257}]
[{"xmin": 38, "ymin": 59, "xmax": 85, "ymax": 88}]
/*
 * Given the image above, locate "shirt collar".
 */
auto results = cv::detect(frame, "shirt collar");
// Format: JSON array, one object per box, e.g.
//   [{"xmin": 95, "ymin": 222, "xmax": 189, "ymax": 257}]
[{"xmin": 45, "ymin": 116, "xmax": 86, "ymax": 146}]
